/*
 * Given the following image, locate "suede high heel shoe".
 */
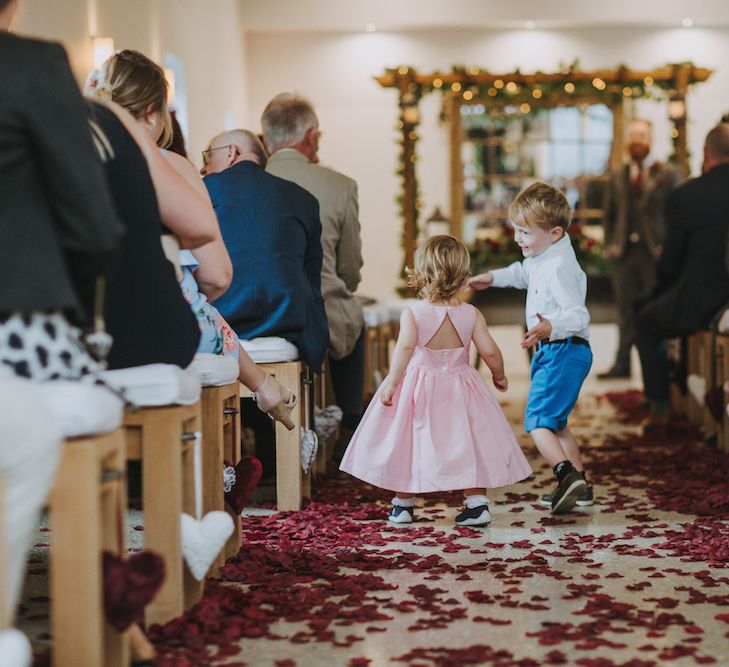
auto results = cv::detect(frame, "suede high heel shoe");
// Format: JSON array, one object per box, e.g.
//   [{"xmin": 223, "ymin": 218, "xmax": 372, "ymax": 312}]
[
  {"xmin": 252, "ymin": 373, "xmax": 297, "ymax": 431},
  {"xmin": 128, "ymin": 623, "xmax": 156, "ymax": 665}
]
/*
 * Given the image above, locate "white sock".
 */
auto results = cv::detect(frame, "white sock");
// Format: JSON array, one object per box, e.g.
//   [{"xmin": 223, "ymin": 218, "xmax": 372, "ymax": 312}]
[
  {"xmin": 465, "ymin": 494, "xmax": 489, "ymax": 509},
  {"xmin": 392, "ymin": 496, "xmax": 415, "ymax": 508}
]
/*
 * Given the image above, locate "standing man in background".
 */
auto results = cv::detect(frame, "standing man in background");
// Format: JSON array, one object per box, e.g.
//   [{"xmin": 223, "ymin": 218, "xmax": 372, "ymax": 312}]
[
  {"xmin": 262, "ymin": 93, "xmax": 365, "ymax": 456},
  {"xmin": 599, "ymin": 119, "xmax": 679, "ymax": 379}
]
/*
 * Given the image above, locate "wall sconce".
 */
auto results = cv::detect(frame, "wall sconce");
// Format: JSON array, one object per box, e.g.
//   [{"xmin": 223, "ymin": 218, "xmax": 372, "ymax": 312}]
[
  {"xmin": 164, "ymin": 67, "xmax": 176, "ymax": 106},
  {"xmin": 425, "ymin": 207, "xmax": 451, "ymax": 238},
  {"xmin": 91, "ymin": 36, "xmax": 115, "ymax": 69},
  {"xmin": 668, "ymin": 99, "xmax": 686, "ymax": 120}
]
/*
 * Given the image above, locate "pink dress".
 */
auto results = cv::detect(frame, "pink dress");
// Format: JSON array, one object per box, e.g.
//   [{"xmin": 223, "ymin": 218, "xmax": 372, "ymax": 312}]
[{"xmin": 340, "ymin": 301, "xmax": 532, "ymax": 493}]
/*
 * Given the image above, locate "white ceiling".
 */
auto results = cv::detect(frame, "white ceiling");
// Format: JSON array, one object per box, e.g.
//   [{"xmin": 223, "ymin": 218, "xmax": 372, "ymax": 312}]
[{"xmin": 239, "ymin": 0, "xmax": 729, "ymax": 31}]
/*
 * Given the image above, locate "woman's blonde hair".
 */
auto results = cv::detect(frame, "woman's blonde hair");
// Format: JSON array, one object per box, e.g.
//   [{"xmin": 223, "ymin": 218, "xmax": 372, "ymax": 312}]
[
  {"xmin": 408, "ymin": 235, "xmax": 471, "ymax": 302},
  {"xmin": 101, "ymin": 50, "xmax": 172, "ymax": 148}
]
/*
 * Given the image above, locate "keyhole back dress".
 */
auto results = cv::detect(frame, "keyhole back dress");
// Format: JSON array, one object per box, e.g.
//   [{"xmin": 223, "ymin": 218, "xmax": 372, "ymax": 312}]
[{"xmin": 339, "ymin": 301, "xmax": 532, "ymax": 494}]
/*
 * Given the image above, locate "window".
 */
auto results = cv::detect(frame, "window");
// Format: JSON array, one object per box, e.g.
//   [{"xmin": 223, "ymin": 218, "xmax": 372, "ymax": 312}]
[{"xmin": 460, "ymin": 103, "xmax": 613, "ymax": 244}]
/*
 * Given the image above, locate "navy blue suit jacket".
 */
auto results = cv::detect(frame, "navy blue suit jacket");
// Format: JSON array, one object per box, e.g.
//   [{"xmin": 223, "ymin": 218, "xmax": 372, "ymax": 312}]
[{"xmin": 207, "ymin": 161, "xmax": 329, "ymax": 370}]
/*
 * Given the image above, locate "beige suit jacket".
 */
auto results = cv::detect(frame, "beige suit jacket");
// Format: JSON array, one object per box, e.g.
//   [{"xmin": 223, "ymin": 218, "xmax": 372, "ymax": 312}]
[{"xmin": 267, "ymin": 149, "xmax": 364, "ymax": 359}]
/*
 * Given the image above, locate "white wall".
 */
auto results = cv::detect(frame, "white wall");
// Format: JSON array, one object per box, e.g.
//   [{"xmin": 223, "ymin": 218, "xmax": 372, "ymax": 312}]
[
  {"xmin": 15, "ymin": 0, "xmax": 248, "ymax": 162},
  {"xmin": 245, "ymin": 26, "xmax": 729, "ymax": 299}
]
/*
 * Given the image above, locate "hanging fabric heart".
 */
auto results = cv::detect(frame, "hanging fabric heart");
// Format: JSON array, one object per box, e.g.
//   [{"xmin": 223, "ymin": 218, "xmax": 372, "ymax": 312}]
[
  {"xmin": 224, "ymin": 456, "xmax": 263, "ymax": 515},
  {"xmin": 704, "ymin": 385, "xmax": 724, "ymax": 423},
  {"xmin": 180, "ymin": 432, "xmax": 234, "ymax": 581},
  {"xmin": 102, "ymin": 551, "xmax": 165, "ymax": 632},
  {"xmin": 181, "ymin": 512, "xmax": 234, "ymax": 580},
  {"xmin": 314, "ymin": 404, "xmax": 342, "ymax": 442},
  {"xmin": 300, "ymin": 427, "xmax": 318, "ymax": 473}
]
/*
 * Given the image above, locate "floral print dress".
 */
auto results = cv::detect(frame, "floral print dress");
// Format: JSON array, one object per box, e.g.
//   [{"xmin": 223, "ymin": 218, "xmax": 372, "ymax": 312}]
[{"xmin": 179, "ymin": 250, "xmax": 239, "ymax": 358}]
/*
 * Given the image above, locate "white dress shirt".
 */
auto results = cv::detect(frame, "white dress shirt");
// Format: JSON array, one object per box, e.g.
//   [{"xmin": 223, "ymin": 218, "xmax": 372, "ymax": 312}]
[{"xmin": 490, "ymin": 235, "xmax": 591, "ymax": 341}]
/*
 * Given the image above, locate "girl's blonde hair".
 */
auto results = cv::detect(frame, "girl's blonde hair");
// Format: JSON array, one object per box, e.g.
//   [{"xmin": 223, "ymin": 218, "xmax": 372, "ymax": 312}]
[
  {"xmin": 408, "ymin": 235, "xmax": 471, "ymax": 302},
  {"xmin": 101, "ymin": 50, "xmax": 173, "ymax": 148}
]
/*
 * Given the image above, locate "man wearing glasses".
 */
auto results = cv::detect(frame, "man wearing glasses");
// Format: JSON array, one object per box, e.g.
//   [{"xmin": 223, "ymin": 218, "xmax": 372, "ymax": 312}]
[{"xmin": 200, "ymin": 129, "xmax": 329, "ymax": 375}]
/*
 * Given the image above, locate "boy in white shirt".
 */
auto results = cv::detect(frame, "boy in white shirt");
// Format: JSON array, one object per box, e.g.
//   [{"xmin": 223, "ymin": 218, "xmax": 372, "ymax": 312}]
[{"xmin": 468, "ymin": 182, "xmax": 593, "ymax": 514}]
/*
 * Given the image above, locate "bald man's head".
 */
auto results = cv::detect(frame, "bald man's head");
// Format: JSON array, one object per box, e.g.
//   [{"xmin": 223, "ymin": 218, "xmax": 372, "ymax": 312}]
[
  {"xmin": 201, "ymin": 129, "xmax": 268, "ymax": 175},
  {"xmin": 704, "ymin": 124, "xmax": 729, "ymax": 171}
]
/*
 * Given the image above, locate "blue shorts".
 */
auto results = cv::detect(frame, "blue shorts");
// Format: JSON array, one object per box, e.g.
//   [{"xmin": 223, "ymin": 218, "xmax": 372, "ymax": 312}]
[{"xmin": 524, "ymin": 340, "xmax": 592, "ymax": 433}]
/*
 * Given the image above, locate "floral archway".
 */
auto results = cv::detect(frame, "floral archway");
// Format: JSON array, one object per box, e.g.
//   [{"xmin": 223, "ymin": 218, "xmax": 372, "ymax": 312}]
[{"xmin": 376, "ymin": 63, "xmax": 712, "ymax": 289}]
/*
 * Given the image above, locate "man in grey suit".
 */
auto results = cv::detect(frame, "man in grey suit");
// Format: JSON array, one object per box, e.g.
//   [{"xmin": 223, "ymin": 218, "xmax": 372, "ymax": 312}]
[
  {"xmin": 262, "ymin": 93, "xmax": 364, "ymax": 451},
  {"xmin": 599, "ymin": 119, "xmax": 679, "ymax": 378}
]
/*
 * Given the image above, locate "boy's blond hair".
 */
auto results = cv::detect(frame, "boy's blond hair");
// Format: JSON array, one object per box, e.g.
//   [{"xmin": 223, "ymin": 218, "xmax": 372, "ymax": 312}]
[
  {"xmin": 509, "ymin": 181, "xmax": 572, "ymax": 232},
  {"xmin": 408, "ymin": 235, "xmax": 470, "ymax": 302}
]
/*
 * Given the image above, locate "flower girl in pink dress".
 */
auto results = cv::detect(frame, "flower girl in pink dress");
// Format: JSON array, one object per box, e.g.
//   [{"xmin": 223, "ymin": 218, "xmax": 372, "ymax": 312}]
[{"xmin": 340, "ymin": 235, "xmax": 532, "ymax": 526}]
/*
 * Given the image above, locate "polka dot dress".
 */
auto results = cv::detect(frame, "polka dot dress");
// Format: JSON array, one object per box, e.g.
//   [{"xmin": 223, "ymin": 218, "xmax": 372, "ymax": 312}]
[{"xmin": 0, "ymin": 311, "xmax": 105, "ymax": 382}]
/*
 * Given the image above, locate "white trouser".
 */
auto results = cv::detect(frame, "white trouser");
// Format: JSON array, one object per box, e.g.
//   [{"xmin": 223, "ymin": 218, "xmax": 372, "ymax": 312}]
[{"xmin": 0, "ymin": 378, "xmax": 62, "ymax": 624}]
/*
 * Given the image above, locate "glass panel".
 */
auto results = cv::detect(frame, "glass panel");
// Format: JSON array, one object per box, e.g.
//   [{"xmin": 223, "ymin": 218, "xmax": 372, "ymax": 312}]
[
  {"xmin": 584, "ymin": 142, "xmax": 612, "ymax": 175},
  {"xmin": 585, "ymin": 104, "xmax": 613, "ymax": 142},
  {"xmin": 549, "ymin": 107, "xmax": 581, "ymax": 140},
  {"xmin": 549, "ymin": 141, "xmax": 581, "ymax": 179}
]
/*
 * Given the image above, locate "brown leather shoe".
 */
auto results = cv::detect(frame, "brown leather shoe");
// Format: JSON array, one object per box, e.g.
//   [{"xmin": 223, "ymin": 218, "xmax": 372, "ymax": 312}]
[
  {"xmin": 597, "ymin": 366, "xmax": 631, "ymax": 379},
  {"xmin": 642, "ymin": 413, "xmax": 668, "ymax": 437}
]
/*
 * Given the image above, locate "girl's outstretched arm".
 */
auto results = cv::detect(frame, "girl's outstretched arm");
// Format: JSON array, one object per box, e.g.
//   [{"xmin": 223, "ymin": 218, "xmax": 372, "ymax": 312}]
[
  {"xmin": 472, "ymin": 309, "xmax": 508, "ymax": 392},
  {"xmin": 380, "ymin": 307, "xmax": 417, "ymax": 405}
]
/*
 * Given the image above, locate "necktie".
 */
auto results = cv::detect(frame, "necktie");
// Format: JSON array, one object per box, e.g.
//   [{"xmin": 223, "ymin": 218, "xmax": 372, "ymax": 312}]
[{"xmin": 632, "ymin": 168, "xmax": 643, "ymax": 196}]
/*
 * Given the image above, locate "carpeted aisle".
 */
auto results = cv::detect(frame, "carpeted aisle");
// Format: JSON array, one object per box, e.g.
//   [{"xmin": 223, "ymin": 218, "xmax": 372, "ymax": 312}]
[{"xmin": 149, "ymin": 390, "xmax": 729, "ymax": 667}]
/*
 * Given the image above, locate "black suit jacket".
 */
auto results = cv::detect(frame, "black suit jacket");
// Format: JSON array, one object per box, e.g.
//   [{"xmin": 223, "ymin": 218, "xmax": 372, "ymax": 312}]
[
  {"xmin": 0, "ymin": 32, "xmax": 123, "ymax": 323},
  {"xmin": 207, "ymin": 161, "xmax": 329, "ymax": 371},
  {"xmin": 646, "ymin": 163, "xmax": 729, "ymax": 333}
]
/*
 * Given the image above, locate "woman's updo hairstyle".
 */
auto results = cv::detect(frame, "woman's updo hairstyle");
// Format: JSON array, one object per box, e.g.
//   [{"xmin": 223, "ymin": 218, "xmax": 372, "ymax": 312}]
[
  {"xmin": 102, "ymin": 49, "xmax": 173, "ymax": 148},
  {"xmin": 407, "ymin": 235, "xmax": 471, "ymax": 302}
]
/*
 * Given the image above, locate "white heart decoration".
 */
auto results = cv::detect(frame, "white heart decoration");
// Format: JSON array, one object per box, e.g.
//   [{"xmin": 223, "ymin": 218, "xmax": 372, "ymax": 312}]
[
  {"xmin": 0, "ymin": 629, "xmax": 32, "ymax": 667},
  {"xmin": 300, "ymin": 427, "xmax": 318, "ymax": 473},
  {"xmin": 314, "ymin": 404, "xmax": 343, "ymax": 442},
  {"xmin": 180, "ymin": 511, "xmax": 235, "ymax": 580},
  {"xmin": 687, "ymin": 374, "xmax": 706, "ymax": 403}
]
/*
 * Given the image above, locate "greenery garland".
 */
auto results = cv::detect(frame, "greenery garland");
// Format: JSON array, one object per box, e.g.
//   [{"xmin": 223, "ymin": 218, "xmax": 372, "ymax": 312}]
[{"xmin": 387, "ymin": 61, "xmax": 708, "ymax": 291}]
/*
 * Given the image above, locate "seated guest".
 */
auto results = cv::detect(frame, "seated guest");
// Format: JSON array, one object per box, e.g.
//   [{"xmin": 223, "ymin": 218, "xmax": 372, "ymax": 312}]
[
  {"xmin": 636, "ymin": 124, "xmax": 729, "ymax": 427},
  {"xmin": 201, "ymin": 129, "xmax": 329, "ymax": 373},
  {"xmin": 262, "ymin": 93, "xmax": 365, "ymax": 450},
  {"xmin": 0, "ymin": 1, "xmax": 123, "ymax": 382},
  {"xmin": 87, "ymin": 50, "xmax": 297, "ymax": 426},
  {"xmin": 0, "ymin": 2, "xmax": 118, "ymax": 661},
  {"xmin": 85, "ymin": 98, "xmax": 210, "ymax": 370}
]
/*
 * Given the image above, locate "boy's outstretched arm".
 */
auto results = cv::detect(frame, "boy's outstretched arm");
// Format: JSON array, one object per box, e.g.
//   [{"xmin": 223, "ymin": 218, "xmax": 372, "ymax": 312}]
[
  {"xmin": 472, "ymin": 309, "xmax": 508, "ymax": 392},
  {"xmin": 491, "ymin": 260, "xmax": 529, "ymax": 290},
  {"xmin": 465, "ymin": 271, "xmax": 493, "ymax": 290},
  {"xmin": 380, "ymin": 308, "xmax": 418, "ymax": 405}
]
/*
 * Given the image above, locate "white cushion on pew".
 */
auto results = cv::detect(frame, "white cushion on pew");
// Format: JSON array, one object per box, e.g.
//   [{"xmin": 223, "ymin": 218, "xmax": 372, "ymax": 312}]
[
  {"xmin": 719, "ymin": 310, "xmax": 729, "ymax": 333},
  {"xmin": 363, "ymin": 304, "xmax": 386, "ymax": 328},
  {"xmin": 101, "ymin": 364, "xmax": 201, "ymax": 407},
  {"xmin": 687, "ymin": 373, "xmax": 706, "ymax": 404},
  {"xmin": 362, "ymin": 308, "xmax": 379, "ymax": 328},
  {"xmin": 189, "ymin": 353, "xmax": 239, "ymax": 387},
  {"xmin": 39, "ymin": 381, "xmax": 123, "ymax": 439},
  {"xmin": 240, "ymin": 337, "xmax": 299, "ymax": 364},
  {"xmin": 384, "ymin": 298, "xmax": 419, "ymax": 323}
]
